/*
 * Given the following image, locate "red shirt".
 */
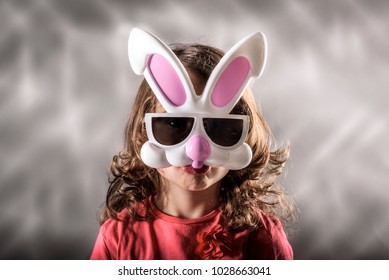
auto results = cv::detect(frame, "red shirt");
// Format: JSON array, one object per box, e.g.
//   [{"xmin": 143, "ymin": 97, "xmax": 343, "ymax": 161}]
[{"xmin": 90, "ymin": 202, "xmax": 293, "ymax": 260}]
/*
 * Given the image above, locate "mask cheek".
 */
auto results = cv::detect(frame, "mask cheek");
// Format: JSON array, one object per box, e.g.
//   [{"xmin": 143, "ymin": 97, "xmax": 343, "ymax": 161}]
[
  {"xmin": 165, "ymin": 145, "xmax": 192, "ymax": 167},
  {"xmin": 140, "ymin": 141, "xmax": 170, "ymax": 168},
  {"xmin": 204, "ymin": 147, "xmax": 230, "ymax": 167},
  {"xmin": 204, "ymin": 143, "xmax": 252, "ymax": 170},
  {"xmin": 141, "ymin": 141, "xmax": 252, "ymax": 170},
  {"xmin": 225, "ymin": 143, "xmax": 253, "ymax": 170}
]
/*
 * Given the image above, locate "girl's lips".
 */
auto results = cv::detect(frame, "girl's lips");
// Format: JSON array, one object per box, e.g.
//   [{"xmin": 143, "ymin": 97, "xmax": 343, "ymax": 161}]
[{"xmin": 182, "ymin": 165, "xmax": 210, "ymax": 176}]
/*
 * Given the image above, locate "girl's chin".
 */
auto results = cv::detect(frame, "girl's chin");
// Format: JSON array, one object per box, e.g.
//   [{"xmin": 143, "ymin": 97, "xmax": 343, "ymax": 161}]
[{"xmin": 182, "ymin": 165, "xmax": 210, "ymax": 176}]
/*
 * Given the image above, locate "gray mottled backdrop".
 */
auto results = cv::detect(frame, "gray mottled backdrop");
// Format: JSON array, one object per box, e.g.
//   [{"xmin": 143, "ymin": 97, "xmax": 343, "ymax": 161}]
[{"xmin": 1, "ymin": 0, "xmax": 388, "ymax": 259}]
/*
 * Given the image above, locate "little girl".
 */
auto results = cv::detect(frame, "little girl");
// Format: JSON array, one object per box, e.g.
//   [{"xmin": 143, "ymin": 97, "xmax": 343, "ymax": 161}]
[{"xmin": 90, "ymin": 28, "xmax": 294, "ymax": 260}]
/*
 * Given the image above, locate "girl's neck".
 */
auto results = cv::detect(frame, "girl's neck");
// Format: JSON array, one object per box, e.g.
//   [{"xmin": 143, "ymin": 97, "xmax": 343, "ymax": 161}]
[{"xmin": 153, "ymin": 182, "xmax": 220, "ymax": 219}]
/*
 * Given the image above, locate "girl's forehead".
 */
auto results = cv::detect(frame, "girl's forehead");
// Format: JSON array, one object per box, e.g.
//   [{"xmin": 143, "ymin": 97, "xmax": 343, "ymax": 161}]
[
  {"xmin": 155, "ymin": 102, "xmax": 165, "ymax": 113},
  {"xmin": 188, "ymin": 70, "xmax": 205, "ymax": 96}
]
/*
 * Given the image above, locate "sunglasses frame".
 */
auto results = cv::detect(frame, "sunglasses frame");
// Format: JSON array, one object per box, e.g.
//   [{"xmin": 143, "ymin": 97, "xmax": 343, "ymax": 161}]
[{"xmin": 144, "ymin": 113, "xmax": 250, "ymax": 150}]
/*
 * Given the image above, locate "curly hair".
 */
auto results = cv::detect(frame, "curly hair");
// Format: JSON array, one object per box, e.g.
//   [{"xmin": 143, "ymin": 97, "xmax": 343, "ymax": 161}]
[{"xmin": 100, "ymin": 43, "xmax": 294, "ymax": 233}]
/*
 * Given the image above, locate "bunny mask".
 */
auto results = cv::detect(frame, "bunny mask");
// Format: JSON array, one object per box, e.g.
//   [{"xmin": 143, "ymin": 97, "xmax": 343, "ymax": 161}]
[{"xmin": 128, "ymin": 28, "xmax": 267, "ymax": 170}]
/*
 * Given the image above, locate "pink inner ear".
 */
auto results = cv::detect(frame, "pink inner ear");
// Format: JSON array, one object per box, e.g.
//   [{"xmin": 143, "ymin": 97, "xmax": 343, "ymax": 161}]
[
  {"xmin": 148, "ymin": 54, "xmax": 186, "ymax": 107},
  {"xmin": 211, "ymin": 56, "xmax": 250, "ymax": 107}
]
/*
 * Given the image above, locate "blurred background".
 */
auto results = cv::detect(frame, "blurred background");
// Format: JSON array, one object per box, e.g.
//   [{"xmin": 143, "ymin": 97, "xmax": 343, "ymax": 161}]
[{"xmin": 1, "ymin": 0, "xmax": 388, "ymax": 259}]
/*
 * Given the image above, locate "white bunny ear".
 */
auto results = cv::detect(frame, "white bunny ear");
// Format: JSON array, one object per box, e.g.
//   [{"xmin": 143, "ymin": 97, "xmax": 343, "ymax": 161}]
[
  {"xmin": 128, "ymin": 28, "xmax": 196, "ymax": 112},
  {"xmin": 201, "ymin": 32, "xmax": 267, "ymax": 114}
]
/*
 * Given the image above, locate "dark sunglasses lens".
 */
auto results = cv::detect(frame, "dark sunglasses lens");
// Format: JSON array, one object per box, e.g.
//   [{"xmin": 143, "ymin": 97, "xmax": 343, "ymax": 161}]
[
  {"xmin": 203, "ymin": 118, "xmax": 244, "ymax": 146},
  {"xmin": 152, "ymin": 117, "xmax": 194, "ymax": 145}
]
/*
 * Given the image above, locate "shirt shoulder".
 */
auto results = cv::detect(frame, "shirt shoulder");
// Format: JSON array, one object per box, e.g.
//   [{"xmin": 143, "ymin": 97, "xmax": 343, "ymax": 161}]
[
  {"xmin": 90, "ymin": 209, "xmax": 136, "ymax": 260},
  {"xmin": 246, "ymin": 212, "xmax": 293, "ymax": 260}
]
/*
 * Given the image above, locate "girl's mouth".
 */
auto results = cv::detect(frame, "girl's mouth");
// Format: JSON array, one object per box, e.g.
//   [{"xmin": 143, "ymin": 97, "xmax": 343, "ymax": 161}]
[{"xmin": 182, "ymin": 165, "xmax": 210, "ymax": 176}]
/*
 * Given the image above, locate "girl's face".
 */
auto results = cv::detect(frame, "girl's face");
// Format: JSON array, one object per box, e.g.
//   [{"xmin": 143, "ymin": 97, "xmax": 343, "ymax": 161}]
[
  {"xmin": 154, "ymin": 100, "xmax": 229, "ymax": 192},
  {"xmin": 155, "ymin": 72, "xmax": 229, "ymax": 192}
]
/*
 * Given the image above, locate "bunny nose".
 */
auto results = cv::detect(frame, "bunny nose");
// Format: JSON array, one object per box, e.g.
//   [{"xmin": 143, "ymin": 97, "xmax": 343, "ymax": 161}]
[{"xmin": 185, "ymin": 135, "xmax": 211, "ymax": 169}]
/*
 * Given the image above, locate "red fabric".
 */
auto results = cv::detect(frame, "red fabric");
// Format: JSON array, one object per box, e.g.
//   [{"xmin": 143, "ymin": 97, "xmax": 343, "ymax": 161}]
[{"xmin": 90, "ymin": 202, "xmax": 293, "ymax": 260}]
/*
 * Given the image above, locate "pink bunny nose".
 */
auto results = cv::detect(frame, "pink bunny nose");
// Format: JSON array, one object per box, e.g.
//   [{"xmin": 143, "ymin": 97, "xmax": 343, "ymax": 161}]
[{"xmin": 185, "ymin": 135, "xmax": 211, "ymax": 169}]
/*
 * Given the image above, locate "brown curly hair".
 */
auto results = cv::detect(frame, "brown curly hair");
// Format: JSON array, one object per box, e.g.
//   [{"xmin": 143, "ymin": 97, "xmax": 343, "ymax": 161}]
[{"xmin": 100, "ymin": 43, "xmax": 294, "ymax": 232}]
